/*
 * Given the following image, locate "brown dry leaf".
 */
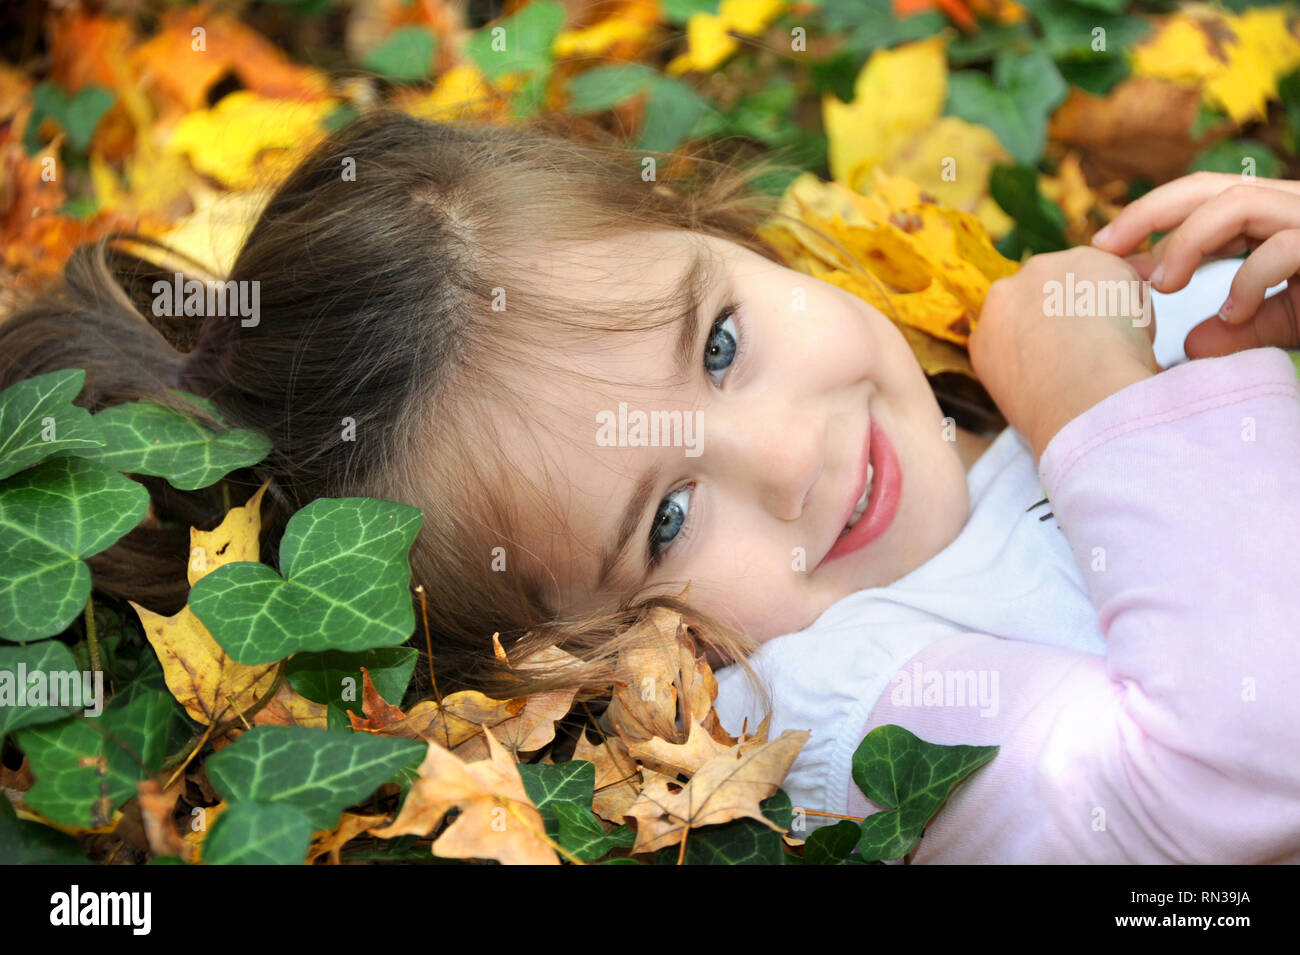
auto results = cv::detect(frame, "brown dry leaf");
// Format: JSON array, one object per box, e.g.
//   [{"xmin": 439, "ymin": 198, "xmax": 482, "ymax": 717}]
[
  {"xmin": 626, "ymin": 713, "xmax": 734, "ymax": 778},
  {"xmin": 623, "ymin": 729, "xmax": 810, "ymax": 855},
  {"xmin": 572, "ymin": 731, "xmax": 642, "ymax": 824},
  {"xmin": 450, "ymin": 686, "xmax": 576, "ymax": 760},
  {"xmin": 1038, "ymin": 152, "xmax": 1126, "ymax": 246},
  {"xmin": 181, "ymin": 800, "xmax": 225, "ymax": 863},
  {"xmin": 132, "ymin": 482, "xmax": 278, "ymax": 729},
  {"xmin": 1047, "ymin": 76, "xmax": 1223, "ymax": 186},
  {"xmin": 137, "ymin": 778, "xmax": 192, "ymax": 862},
  {"xmin": 370, "ymin": 727, "xmax": 559, "ymax": 865},
  {"xmin": 603, "ymin": 605, "xmax": 695, "ymax": 744},
  {"xmin": 348, "ymin": 668, "xmax": 523, "ymax": 749},
  {"xmin": 306, "ymin": 811, "xmax": 391, "ymax": 865},
  {"xmin": 249, "ymin": 680, "xmax": 328, "ymax": 730}
]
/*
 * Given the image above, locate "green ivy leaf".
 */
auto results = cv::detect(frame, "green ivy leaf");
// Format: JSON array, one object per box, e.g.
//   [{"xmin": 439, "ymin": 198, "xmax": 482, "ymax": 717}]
[
  {"xmin": 0, "ymin": 640, "xmax": 83, "ymax": 741},
  {"xmin": 567, "ymin": 65, "xmax": 714, "ymax": 152},
  {"xmin": 85, "ymin": 393, "xmax": 271, "ymax": 491},
  {"xmin": 1189, "ymin": 139, "xmax": 1282, "ymax": 179},
  {"xmin": 1024, "ymin": 0, "xmax": 1151, "ymax": 61},
  {"xmin": 362, "ymin": 27, "xmax": 438, "ymax": 81},
  {"xmin": 189, "ymin": 497, "xmax": 423, "ymax": 664},
  {"xmin": 202, "ymin": 801, "xmax": 316, "ymax": 865},
  {"xmin": 0, "ymin": 369, "xmax": 103, "ymax": 482},
  {"xmin": 16, "ymin": 688, "xmax": 180, "ymax": 828},
  {"xmin": 659, "ymin": 0, "xmax": 718, "ymax": 25},
  {"xmin": 567, "ymin": 63, "xmax": 658, "ymax": 112},
  {"xmin": 946, "ymin": 50, "xmax": 1068, "ymax": 165},
  {"xmin": 0, "ymin": 796, "xmax": 88, "ymax": 864},
  {"xmin": 1057, "ymin": 0, "xmax": 1127, "ymax": 14},
  {"xmin": 204, "ymin": 725, "xmax": 426, "ymax": 831},
  {"xmin": 851, "ymin": 725, "xmax": 998, "ymax": 862},
  {"xmin": 801, "ymin": 818, "xmax": 861, "ymax": 864},
  {"xmin": 639, "ymin": 77, "xmax": 713, "ymax": 153},
  {"xmin": 552, "ymin": 804, "xmax": 635, "ymax": 862},
  {"xmin": 23, "ymin": 82, "xmax": 115, "ymax": 155},
  {"xmin": 990, "ymin": 162, "xmax": 1070, "ymax": 258},
  {"xmin": 1057, "ymin": 57, "xmax": 1129, "ymax": 97},
  {"xmin": 947, "ymin": 22, "xmax": 1035, "ymax": 66},
  {"xmin": 0, "ymin": 456, "xmax": 149, "ymax": 643},
  {"xmin": 653, "ymin": 790, "xmax": 793, "ymax": 865},
  {"xmin": 285, "ymin": 647, "xmax": 418, "ymax": 715},
  {"xmin": 834, "ymin": 0, "xmax": 947, "ymax": 57},
  {"xmin": 464, "ymin": 1, "xmax": 565, "ymax": 82},
  {"xmin": 518, "ymin": 761, "xmax": 595, "ymax": 832}
]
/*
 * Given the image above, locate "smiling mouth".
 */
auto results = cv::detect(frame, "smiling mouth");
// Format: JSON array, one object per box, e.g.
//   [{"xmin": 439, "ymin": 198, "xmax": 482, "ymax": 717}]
[
  {"xmin": 839, "ymin": 461, "xmax": 875, "ymax": 536},
  {"xmin": 820, "ymin": 414, "xmax": 901, "ymax": 566}
]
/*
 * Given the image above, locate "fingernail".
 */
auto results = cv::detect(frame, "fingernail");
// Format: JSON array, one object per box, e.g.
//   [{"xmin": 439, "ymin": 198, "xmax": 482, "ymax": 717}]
[
  {"xmin": 1150, "ymin": 264, "xmax": 1166, "ymax": 290},
  {"xmin": 1092, "ymin": 225, "xmax": 1112, "ymax": 247},
  {"xmin": 1218, "ymin": 298, "xmax": 1234, "ymax": 322}
]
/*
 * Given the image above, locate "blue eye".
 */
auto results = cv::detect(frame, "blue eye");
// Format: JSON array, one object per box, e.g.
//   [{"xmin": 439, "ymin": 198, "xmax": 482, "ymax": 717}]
[
  {"xmin": 648, "ymin": 485, "xmax": 692, "ymax": 567},
  {"xmin": 647, "ymin": 302, "xmax": 743, "ymax": 567},
  {"xmin": 704, "ymin": 303, "xmax": 741, "ymax": 387}
]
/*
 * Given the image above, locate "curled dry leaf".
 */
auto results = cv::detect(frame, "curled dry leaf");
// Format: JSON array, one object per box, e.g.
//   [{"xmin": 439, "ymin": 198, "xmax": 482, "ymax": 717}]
[
  {"xmin": 370, "ymin": 726, "xmax": 559, "ymax": 866},
  {"xmin": 623, "ymin": 729, "xmax": 810, "ymax": 855},
  {"xmin": 347, "ymin": 667, "xmax": 522, "ymax": 749},
  {"xmin": 604, "ymin": 605, "xmax": 725, "ymax": 746},
  {"xmin": 137, "ymin": 778, "xmax": 192, "ymax": 862},
  {"xmin": 250, "ymin": 679, "xmax": 328, "ymax": 731},
  {"xmin": 572, "ymin": 731, "xmax": 641, "ymax": 824},
  {"xmin": 306, "ymin": 811, "xmax": 392, "ymax": 865}
]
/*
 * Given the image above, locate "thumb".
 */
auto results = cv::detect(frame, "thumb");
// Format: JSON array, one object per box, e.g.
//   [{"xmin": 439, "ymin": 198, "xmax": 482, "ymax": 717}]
[{"xmin": 1184, "ymin": 288, "xmax": 1300, "ymax": 358}]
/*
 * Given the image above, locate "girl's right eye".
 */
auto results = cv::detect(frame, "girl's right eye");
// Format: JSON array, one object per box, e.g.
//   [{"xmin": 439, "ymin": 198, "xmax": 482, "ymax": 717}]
[{"xmin": 647, "ymin": 302, "xmax": 744, "ymax": 567}]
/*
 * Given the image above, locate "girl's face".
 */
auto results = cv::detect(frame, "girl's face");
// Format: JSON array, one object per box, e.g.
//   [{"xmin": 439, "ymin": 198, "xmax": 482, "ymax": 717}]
[{"xmin": 499, "ymin": 229, "xmax": 971, "ymax": 659}]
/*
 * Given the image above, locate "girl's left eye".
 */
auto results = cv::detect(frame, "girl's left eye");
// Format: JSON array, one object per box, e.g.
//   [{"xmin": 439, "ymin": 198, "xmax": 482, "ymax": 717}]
[
  {"xmin": 646, "ymin": 302, "xmax": 743, "ymax": 567},
  {"xmin": 704, "ymin": 302, "xmax": 742, "ymax": 388}
]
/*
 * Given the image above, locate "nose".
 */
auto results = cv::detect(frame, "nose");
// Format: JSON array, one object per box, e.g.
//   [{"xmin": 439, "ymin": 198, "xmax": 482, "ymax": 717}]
[{"xmin": 709, "ymin": 397, "xmax": 825, "ymax": 522}]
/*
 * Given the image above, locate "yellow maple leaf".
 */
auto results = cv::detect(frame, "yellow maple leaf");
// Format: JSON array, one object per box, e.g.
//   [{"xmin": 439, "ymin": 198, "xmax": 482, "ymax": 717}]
[
  {"xmin": 553, "ymin": 1, "xmax": 658, "ymax": 58},
  {"xmin": 165, "ymin": 90, "xmax": 338, "ymax": 191},
  {"xmin": 1132, "ymin": 5, "xmax": 1300, "ymax": 124},
  {"xmin": 760, "ymin": 169, "xmax": 1019, "ymax": 356},
  {"xmin": 131, "ymin": 482, "xmax": 319, "ymax": 731},
  {"xmin": 397, "ymin": 63, "xmax": 506, "ymax": 123},
  {"xmin": 824, "ymin": 37, "xmax": 948, "ymax": 190},
  {"xmin": 821, "ymin": 37, "xmax": 1012, "ymax": 238},
  {"xmin": 666, "ymin": 0, "xmax": 787, "ymax": 74}
]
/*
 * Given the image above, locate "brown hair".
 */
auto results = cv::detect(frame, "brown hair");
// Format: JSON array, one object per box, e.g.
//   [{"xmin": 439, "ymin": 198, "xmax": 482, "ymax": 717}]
[
  {"xmin": 1, "ymin": 108, "xmax": 847, "ymax": 716},
  {"xmin": 2, "ymin": 108, "xmax": 999, "ymax": 724}
]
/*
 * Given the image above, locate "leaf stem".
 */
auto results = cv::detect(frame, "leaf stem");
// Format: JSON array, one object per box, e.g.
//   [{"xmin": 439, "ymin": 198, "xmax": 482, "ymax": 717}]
[
  {"xmin": 803, "ymin": 809, "xmax": 866, "ymax": 822},
  {"xmin": 85, "ymin": 593, "xmax": 101, "ymax": 672},
  {"xmin": 498, "ymin": 797, "xmax": 585, "ymax": 865}
]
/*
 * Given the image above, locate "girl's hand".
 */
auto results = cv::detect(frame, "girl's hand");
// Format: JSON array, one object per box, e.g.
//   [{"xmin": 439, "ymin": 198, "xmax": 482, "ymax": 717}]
[
  {"xmin": 1091, "ymin": 171, "xmax": 1300, "ymax": 359},
  {"xmin": 971, "ymin": 246, "xmax": 1159, "ymax": 462}
]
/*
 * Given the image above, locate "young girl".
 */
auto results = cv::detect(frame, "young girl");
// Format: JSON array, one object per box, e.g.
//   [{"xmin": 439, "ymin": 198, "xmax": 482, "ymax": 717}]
[{"xmin": 3, "ymin": 111, "xmax": 1298, "ymax": 863}]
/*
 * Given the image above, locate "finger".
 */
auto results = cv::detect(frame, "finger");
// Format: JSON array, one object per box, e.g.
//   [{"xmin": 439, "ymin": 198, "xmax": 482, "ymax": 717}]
[
  {"xmin": 1217, "ymin": 230, "xmax": 1300, "ymax": 324},
  {"xmin": 1091, "ymin": 172, "xmax": 1241, "ymax": 255},
  {"xmin": 1093, "ymin": 174, "xmax": 1300, "ymax": 259},
  {"xmin": 1149, "ymin": 186, "xmax": 1300, "ymax": 294},
  {"xmin": 1184, "ymin": 287, "xmax": 1300, "ymax": 358}
]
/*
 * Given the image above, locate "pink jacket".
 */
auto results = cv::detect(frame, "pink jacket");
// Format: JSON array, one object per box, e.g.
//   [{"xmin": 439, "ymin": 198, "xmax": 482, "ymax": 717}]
[{"xmin": 850, "ymin": 347, "xmax": 1300, "ymax": 863}]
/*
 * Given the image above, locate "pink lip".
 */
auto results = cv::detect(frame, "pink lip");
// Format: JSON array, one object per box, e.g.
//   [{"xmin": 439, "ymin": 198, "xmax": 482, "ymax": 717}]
[{"xmin": 820, "ymin": 415, "xmax": 901, "ymax": 566}]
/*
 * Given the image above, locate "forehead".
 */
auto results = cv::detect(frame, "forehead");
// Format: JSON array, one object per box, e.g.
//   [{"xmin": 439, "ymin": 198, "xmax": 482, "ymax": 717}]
[{"xmin": 487, "ymin": 229, "xmax": 719, "ymax": 611}]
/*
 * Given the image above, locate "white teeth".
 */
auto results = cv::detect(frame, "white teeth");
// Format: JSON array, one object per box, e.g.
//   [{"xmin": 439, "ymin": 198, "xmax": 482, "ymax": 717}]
[{"xmin": 840, "ymin": 462, "xmax": 876, "ymax": 536}]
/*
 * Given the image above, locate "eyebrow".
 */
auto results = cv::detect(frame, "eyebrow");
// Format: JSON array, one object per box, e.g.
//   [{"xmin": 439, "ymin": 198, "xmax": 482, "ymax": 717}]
[{"xmin": 594, "ymin": 243, "xmax": 715, "ymax": 592}]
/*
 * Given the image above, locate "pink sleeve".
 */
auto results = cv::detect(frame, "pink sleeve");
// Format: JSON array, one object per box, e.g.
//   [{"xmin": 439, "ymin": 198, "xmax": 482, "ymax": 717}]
[{"xmin": 847, "ymin": 347, "xmax": 1300, "ymax": 863}]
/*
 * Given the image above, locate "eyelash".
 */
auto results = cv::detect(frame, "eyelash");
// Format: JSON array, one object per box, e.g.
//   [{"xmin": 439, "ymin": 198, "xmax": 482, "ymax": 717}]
[{"xmin": 647, "ymin": 300, "xmax": 744, "ymax": 569}]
